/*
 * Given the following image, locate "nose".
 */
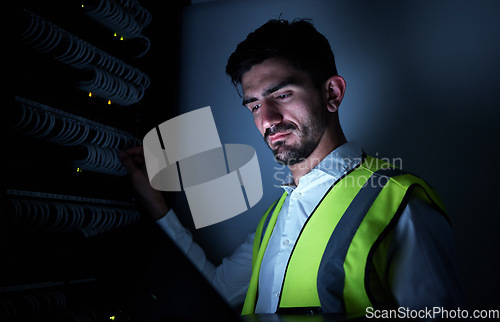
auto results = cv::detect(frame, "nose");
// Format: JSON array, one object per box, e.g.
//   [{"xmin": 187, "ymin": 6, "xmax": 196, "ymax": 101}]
[{"xmin": 259, "ymin": 101, "xmax": 283, "ymax": 133}]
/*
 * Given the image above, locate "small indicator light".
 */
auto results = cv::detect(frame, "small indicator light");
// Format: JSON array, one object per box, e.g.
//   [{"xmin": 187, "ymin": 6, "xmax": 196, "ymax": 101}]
[{"xmin": 107, "ymin": 100, "xmax": 112, "ymax": 105}]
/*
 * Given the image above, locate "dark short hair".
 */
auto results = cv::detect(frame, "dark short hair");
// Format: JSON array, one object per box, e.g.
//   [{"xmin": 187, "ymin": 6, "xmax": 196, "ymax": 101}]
[{"xmin": 226, "ymin": 18, "xmax": 338, "ymax": 91}]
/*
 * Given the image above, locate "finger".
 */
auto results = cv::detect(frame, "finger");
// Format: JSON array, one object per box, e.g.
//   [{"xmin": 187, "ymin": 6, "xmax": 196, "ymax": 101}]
[
  {"xmin": 131, "ymin": 154, "xmax": 146, "ymax": 168},
  {"xmin": 118, "ymin": 150, "xmax": 130, "ymax": 162},
  {"xmin": 119, "ymin": 151, "xmax": 139, "ymax": 173}
]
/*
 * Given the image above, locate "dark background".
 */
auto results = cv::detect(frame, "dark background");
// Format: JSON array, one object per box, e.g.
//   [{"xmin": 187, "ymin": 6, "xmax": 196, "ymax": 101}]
[{"xmin": 6, "ymin": 0, "xmax": 500, "ymax": 320}]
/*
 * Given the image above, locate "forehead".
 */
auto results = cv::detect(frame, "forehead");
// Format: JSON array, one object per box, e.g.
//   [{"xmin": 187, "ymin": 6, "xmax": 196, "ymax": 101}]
[{"xmin": 241, "ymin": 58, "xmax": 309, "ymax": 96}]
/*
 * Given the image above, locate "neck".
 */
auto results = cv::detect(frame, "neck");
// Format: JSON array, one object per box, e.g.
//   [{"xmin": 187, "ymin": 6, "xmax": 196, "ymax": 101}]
[{"xmin": 289, "ymin": 120, "xmax": 347, "ymax": 186}]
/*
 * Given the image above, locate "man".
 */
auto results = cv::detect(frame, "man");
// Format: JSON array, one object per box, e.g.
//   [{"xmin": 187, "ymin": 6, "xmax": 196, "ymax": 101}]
[{"xmin": 120, "ymin": 19, "xmax": 464, "ymax": 317}]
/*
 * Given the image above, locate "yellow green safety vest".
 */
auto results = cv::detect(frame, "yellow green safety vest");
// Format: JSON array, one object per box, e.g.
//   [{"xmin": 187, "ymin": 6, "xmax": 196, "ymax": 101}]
[{"xmin": 241, "ymin": 155, "xmax": 448, "ymax": 316}]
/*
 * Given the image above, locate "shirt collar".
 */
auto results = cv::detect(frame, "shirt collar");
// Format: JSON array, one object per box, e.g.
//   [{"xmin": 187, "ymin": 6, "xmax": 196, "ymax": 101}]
[{"xmin": 281, "ymin": 141, "xmax": 365, "ymax": 193}]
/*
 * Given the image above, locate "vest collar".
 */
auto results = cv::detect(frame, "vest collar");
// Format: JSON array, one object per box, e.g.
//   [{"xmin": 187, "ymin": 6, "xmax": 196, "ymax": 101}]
[{"xmin": 280, "ymin": 141, "xmax": 365, "ymax": 194}]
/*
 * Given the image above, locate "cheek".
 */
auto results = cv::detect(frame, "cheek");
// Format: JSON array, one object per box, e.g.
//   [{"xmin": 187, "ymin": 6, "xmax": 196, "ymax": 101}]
[
  {"xmin": 294, "ymin": 99, "xmax": 321, "ymax": 125},
  {"xmin": 253, "ymin": 115, "xmax": 265, "ymax": 136},
  {"xmin": 285, "ymin": 103, "xmax": 308, "ymax": 128}
]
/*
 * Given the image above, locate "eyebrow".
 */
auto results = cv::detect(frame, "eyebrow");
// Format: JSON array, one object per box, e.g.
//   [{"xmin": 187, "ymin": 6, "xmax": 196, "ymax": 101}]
[{"xmin": 242, "ymin": 77, "xmax": 301, "ymax": 107}]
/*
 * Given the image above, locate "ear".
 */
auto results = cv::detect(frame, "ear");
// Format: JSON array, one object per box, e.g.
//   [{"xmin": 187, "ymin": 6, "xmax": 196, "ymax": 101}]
[{"xmin": 324, "ymin": 75, "xmax": 346, "ymax": 113}]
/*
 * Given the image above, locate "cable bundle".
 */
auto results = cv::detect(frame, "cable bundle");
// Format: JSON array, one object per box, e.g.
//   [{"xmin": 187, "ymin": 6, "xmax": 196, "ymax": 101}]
[
  {"xmin": 82, "ymin": 0, "xmax": 152, "ymax": 57},
  {"xmin": 14, "ymin": 100, "xmax": 89, "ymax": 147},
  {"xmin": 0, "ymin": 279, "xmax": 102, "ymax": 321},
  {"xmin": 73, "ymin": 143, "xmax": 128, "ymax": 175},
  {"xmin": 0, "ymin": 290, "xmax": 67, "ymax": 320},
  {"xmin": 92, "ymin": 46, "xmax": 150, "ymax": 89},
  {"xmin": 7, "ymin": 190, "xmax": 140, "ymax": 236},
  {"xmin": 78, "ymin": 66, "xmax": 145, "ymax": 106},
  {"xmin": 14, "ymin": 97, "xmax": 139, "ymax": 175},
  {"xmin": 82, "ymin": 0, "xmax": 152, "ymax": 39},
  {"xmin": 53, "ymin": 34, "xmax": 96, "ymax": 69},
  {"xmin": 20, "ymin": 9, "xmax": 150, "ymax": 105}
]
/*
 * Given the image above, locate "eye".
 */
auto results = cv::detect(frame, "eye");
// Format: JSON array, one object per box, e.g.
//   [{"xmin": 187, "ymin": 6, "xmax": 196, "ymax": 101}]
[
  {"xmin": 276, "ymin": 93, "xmax": 291, "ymax": 100},
  {"xmin": 251, "ymin": 103, "xmax": 261, "ymax": 112}
]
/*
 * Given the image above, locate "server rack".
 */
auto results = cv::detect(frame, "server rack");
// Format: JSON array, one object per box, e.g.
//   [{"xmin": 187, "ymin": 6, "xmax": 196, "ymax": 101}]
[{"xmin": 4, "ymin": 1, "xmax": 185, "ymax": 320}]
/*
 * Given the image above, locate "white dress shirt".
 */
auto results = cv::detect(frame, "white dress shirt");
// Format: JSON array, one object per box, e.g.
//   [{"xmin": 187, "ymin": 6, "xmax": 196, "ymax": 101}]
[{"xmin": 156, "ymin": 141, "xmax": 465, "ymax": 313}]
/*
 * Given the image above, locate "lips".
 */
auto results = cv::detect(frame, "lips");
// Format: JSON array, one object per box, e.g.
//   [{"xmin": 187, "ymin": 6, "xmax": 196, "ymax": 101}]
[
  {"xmin": 265, "ymin": 123, "xmax": 297, "ymax": 146},
  {"xmin": 268, "ymin": 132, "xmax": 290, "ymax": 144}
]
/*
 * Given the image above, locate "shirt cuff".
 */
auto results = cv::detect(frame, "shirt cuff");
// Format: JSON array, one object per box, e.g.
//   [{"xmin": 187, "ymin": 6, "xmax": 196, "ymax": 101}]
[{"xmin": 155, "ymin": 209, "xmax": 194, "ymax": 253}]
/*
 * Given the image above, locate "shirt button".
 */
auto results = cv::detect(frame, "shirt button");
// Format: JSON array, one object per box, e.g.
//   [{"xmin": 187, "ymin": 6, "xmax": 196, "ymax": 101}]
[
  {"xmin": 276, "ymin": 292, "xmax": 281, "ymax": 298},
  {"xmin": 283, "ymin": 239, "xmax": 290, "ymax": 246},
  {"xmin": 294, "ymin": 192, "xmax": 302, "ymax": 199}
]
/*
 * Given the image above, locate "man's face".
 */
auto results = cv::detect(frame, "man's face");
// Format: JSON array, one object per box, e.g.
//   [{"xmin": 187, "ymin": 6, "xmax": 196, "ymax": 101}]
[{"xmin": 241, "ymin": 58, "xmax": 329, "ymax": 165}]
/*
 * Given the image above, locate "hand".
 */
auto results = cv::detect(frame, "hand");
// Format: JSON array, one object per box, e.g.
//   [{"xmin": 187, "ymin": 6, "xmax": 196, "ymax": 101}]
[{"xmin": 119, "ymin": 146, "xmax": 170, "ymax": 220}]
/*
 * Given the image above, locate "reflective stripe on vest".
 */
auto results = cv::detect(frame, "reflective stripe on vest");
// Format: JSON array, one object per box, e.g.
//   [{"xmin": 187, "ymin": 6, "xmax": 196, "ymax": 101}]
[{"xmin": 241, "ymin": 156, "xmax": 447, "ymax": 316}]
